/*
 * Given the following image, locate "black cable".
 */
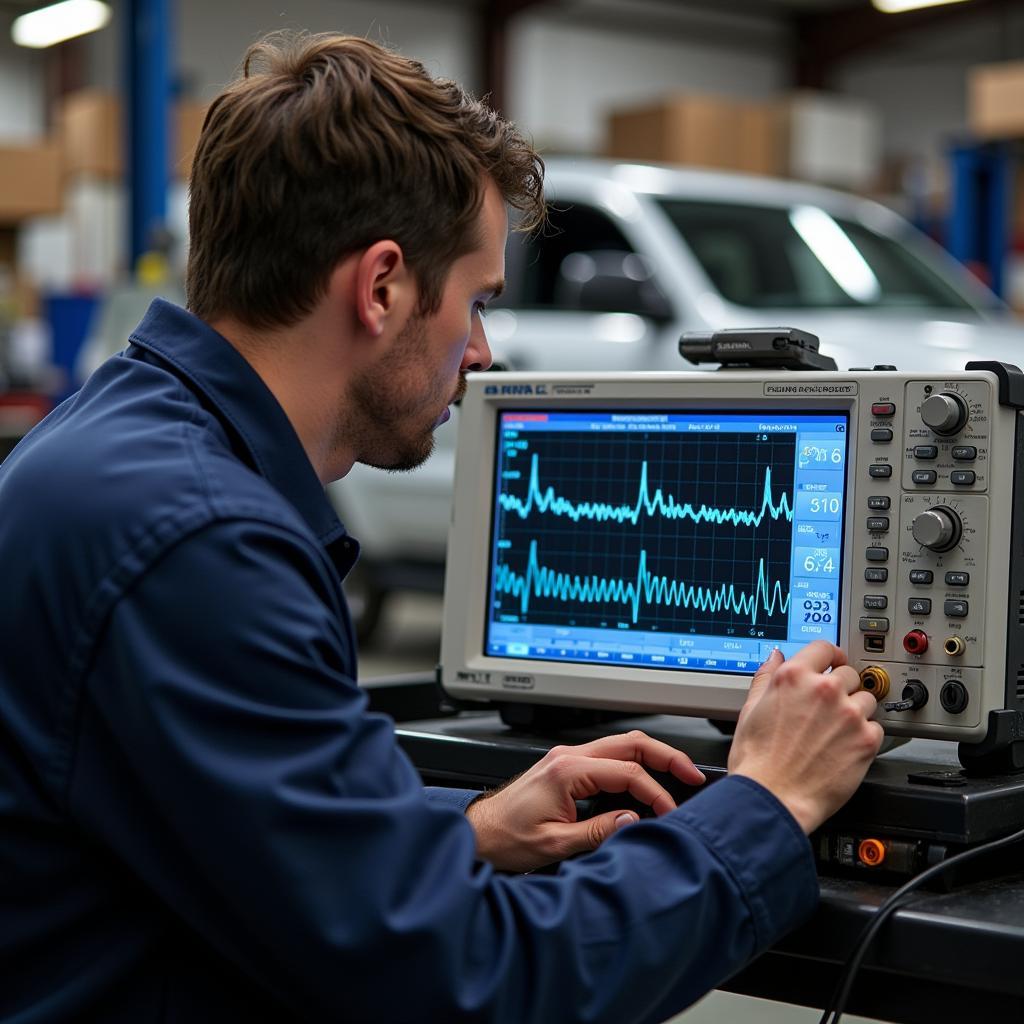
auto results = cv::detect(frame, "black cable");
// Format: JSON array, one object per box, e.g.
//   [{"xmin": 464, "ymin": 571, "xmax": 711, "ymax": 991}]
[{"xmin": 817, "ymin": 821, "xmax": 1024, "ymax": 1024}]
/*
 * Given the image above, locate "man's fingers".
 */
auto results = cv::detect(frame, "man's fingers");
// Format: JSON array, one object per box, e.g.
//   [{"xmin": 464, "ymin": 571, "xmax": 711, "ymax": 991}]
[
  {"xmin": 555, "ymin": 755, "xmax": 678, "ymax": 815},
  {"xmin": 558, "ymin": 731, "xmax": 705, "ymax": 786},
  {"xmin": 782, "ymin": 638, "xmax": 848, "ymax": 673},
  {"xmin": 748, "ymin": 647, "xmax": 784, "ymax": 695}
]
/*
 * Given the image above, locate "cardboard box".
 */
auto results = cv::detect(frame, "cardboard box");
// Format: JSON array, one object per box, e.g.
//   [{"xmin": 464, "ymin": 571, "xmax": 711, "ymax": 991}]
[
  {"xmin": 778, "ymin": 91, "xmax": 882, "ymax": 190},
  {"xmin": 59, "ymin": 90, "xmax": 122, "ymax": 179},
  {"xmin": 606, "ymin": 95, "xmax": 744, "ymax": 171},
  {"xmin": 175, "ymin": 101, "xmax": 207, "ymax": 180},
  {"xmin": 0, "ymin": 143, "xmax": 62, "ymax": 222},
  {"xmin": 969, "ymin": 61, "xmax": 1024, "ymax": 140}
]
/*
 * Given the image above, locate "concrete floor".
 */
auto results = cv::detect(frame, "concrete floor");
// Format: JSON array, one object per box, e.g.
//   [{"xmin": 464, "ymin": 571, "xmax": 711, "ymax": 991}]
[{"xmin": 359, "ymin": 593, "xmax": 881, "ymax": 1024}]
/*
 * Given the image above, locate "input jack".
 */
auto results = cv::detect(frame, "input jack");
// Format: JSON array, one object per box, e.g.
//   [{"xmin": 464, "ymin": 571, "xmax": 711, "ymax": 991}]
[
  {"xmin": 858, "ymin": 838, "xmax": 887, "ymax": 867},
  {"xmin": 944, "ymin": 636, "xmax": 966, "ymax": 657},
  {"xmin": 859, "ymin": 666, "xmax": 891, "ymax": 701},
  {"xmin": 903, "ymin": 629, "xmax": 928, "ymax": 655}
]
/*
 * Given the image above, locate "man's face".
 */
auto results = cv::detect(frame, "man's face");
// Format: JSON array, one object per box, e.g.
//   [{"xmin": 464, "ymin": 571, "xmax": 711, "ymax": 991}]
[{"xmin": 346, "ymin": 179, "xmax": 507, "ymax": 472}]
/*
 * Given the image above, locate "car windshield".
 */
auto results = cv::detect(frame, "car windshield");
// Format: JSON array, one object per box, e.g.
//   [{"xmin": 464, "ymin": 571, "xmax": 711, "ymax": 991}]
[{"xmin": 656, "ymin": 198, "xmax": 982, "ymax": 313}]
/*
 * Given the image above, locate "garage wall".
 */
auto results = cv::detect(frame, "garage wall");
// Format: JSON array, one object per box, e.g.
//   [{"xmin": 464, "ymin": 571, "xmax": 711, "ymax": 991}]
[
  {"xmin": 0, "ymin": 29, "xmax": 46, "ymax": 139},
  {"xmin": 506, "ymin": 7, "xmax": 788, "ymax": 154}
]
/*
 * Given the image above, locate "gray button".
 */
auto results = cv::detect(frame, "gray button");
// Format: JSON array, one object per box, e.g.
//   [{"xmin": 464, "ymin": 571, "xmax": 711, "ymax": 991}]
[
  {"xmin": 909, "ymin": 570, "xmax": 934, "ymax": 584},
  {"xmin": 913, "ymin": 445, "xmax": 938, "ymax": 459},
  {"xmin": 859, "ymin": 616, "xmax": 890, "ymax": 632},
  {"xmin": 950, "ymin": 470, "xmax": 976, "ymax": 485},
  {"xmin": 952, "ymin": 446, "xmax": 977, "ymax": 461},
  {"xmin": 945, "ymin": 571, "xmax": 970, "ymax": 587},
  {"xmin": 908, "ymin": 598, "xmax": 932, "ymax": 615},
  {"xmin": 871, "ymin": 428, "xmax": 894, "ymax": 443},
  {"xmin": 866, "ymin": 517, "xmax": 889, "ymax": 532},
  {"xmin": 912, "ymin": 469, "xmax": 937, "ymax": 484},
  {"xmin": 864, "ymin": 567, "xmax": 888, "ymax": 582},
  {"xmin": 869, "ymin": 464, "xmax": 892, "ymax": 478},
  {"xmin": 863, "ymin": 595, "xmax": 888, "ymax": 610},
  {"xmin": 944, "ymin": 600, "xmax": 969, "ymax": 617},
  {"xmin": 867, "ymin": 495, "xmax": 891, "ymax": 510},
  {"xmin": 865, "ymin": 547, "xmax": 889, "ymax": 562}
]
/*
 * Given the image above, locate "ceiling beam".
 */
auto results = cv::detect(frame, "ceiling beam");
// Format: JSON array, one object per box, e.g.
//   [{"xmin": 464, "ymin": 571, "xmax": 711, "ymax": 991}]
[{"xmin": 793, "ymin": 0, "xmax": 1016, "ymax": 89}]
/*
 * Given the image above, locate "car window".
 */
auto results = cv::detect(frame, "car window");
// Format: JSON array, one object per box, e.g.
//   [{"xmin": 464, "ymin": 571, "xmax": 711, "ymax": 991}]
[
  {"xmin": 506, "ymin": 203, "xmax": 636, "ymax": 310},
  {"xmin": 656, "ymin": 198, "xmax": 978, "ymax": 312}
]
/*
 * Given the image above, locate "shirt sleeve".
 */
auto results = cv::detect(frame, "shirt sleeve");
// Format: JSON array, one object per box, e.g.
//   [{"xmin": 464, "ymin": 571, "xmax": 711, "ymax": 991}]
[
  {"xmin": 70, "ymin": 518, "xmax": 818, "ymax": 1024},
  {"xmin": 425, "ymin": 787, "xmax": 482, "ymax": 813}
]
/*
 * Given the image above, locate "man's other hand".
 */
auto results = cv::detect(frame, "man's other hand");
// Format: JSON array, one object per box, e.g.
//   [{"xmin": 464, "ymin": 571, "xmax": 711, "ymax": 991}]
[
  {"xmin": 465, "ymin": 731, "xmax": 706, "ymax": 872},
  {"xmin": 728, "ymin": 640, "xmax": 884, "ymax": 835}
]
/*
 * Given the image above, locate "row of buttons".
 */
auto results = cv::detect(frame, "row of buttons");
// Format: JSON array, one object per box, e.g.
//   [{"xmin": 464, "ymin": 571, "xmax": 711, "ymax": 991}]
[
  {"xmin": 869, "ymin": 436, "xmax": 978, "ymax": 462},
  {"xmin": 868, "ymin": 464, "xmax": 976, "ymax": 484},
  {"xmin": 864, "ymin": 568, "xmax": 970, "ymax": 586},
  {"xmin": 862, "ymin": 596, "xmax": 968, "ymax": 615},
  {"xmin": 858, "ymin": 601, "xmax": 969, "ymax": 632}
]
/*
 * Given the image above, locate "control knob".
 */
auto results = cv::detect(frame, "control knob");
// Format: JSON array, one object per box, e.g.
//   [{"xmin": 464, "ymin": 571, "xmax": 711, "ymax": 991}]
[
  {"xmin": 911, "ymin": 506, "xmax": 962, "ymax": 552},
  {"xmin": 920, "ymin": 391, "xmax": 968, "ymax": 435}
]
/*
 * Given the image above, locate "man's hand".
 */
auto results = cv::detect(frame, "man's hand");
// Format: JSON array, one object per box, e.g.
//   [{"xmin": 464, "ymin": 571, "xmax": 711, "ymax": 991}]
[
  {"xmin": 728, "ymin": 640, "xmax": 884, "ymax": 834},
  {"xmin": 465, "ymin": 731, "xmax": 706, "ymax": 872}
]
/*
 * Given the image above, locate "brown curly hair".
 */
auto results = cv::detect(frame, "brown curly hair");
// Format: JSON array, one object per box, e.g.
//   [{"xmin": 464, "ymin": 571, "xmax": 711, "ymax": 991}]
[{"xmin": 186, "ymin": 32, "xmax": 545, "ymax": 329}]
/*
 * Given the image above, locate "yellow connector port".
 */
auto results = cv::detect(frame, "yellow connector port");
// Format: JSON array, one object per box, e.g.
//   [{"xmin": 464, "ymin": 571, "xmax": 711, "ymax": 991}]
[
  {"xmin": 944, "ymin": 636, "xmax": 966, "ymax": 657},
  {"xmin": 859, "ymin": 666, "xmax": 891, "ymax": 701},
  {"xmin": 858, "ymin": 838, "xmax": 887, "ymax": 867}
]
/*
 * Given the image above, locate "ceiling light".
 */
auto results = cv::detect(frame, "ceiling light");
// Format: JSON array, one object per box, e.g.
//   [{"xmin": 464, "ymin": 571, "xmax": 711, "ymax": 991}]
[
  {"xmin": 12, "ymin": 0, "xmax": 111, "ymax": 49},
  {"xmin": 871, "ymin": 0, "xmax": 972, "ymax": 13}
]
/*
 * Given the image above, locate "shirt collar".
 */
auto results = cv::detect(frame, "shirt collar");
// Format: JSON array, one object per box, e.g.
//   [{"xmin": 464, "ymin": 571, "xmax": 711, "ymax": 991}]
[{"xmin": 128, "ymin": 298, "xmax": 349, "ymax": 549}]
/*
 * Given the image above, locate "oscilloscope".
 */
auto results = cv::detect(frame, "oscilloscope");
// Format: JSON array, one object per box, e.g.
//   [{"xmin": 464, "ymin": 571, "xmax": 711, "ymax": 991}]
[{"xmin": 439, "ymin": 361, "xmax": 1024, "ymax": 760}]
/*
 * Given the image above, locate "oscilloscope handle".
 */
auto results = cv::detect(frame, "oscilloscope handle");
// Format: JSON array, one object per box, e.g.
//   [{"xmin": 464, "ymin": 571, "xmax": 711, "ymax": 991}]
[{"xmin": 679, "ymin": 327, "xmax": 839, "ymax": 371}]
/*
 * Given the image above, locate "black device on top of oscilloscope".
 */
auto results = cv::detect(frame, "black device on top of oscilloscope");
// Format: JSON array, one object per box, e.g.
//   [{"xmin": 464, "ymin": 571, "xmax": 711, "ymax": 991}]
[{"xmin": 439, "ymin": 341, "xmax": 1024, "ymax": 774}]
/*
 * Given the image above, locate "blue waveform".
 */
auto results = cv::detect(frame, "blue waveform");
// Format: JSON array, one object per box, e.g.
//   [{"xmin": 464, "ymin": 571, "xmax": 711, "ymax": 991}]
[
  {"xmin": 495, "ymin": 540, "xmax": 790, "ymax": 625},
  {"xmin": 500, "ymin": 454, "xmax": 793, "ymax": 527}
]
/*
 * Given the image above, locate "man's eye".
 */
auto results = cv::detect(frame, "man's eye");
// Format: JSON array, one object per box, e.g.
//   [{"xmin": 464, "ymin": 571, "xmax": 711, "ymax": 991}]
[{"xmin": 474, "ymin": 302, "xmax": 488, "ymax": 318}]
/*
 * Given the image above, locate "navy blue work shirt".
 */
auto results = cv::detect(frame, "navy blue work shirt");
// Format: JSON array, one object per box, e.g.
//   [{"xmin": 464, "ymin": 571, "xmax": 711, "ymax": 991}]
[{"xmin": 0, "ymin": 299, "xmax": 818, "ymax": 1023}]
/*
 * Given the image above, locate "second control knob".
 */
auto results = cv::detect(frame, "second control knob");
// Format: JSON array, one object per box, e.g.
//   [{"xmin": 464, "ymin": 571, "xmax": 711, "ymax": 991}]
[
  {"xmin": 911, "ymin": 506, "xmax": 962, "ymax": 552},
  {"xmin": 921, "ymin": 391, "xmax": 969, "ymax": 435}
]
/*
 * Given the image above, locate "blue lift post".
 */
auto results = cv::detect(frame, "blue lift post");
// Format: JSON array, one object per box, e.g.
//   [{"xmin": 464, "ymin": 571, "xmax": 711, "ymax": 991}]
[
  {"xmin": 123, "ymin": 0, "xmax": 172, "ymax": 271},
  {"xmin": 948, "ymin": 141, "xmax": 1013, "ymax": 300}
]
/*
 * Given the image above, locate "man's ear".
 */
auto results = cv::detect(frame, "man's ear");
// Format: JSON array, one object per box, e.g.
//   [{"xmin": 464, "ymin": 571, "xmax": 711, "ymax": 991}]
[{"xmin": 349, "ymin": 240, "xmax": 416, "ymax": 338}]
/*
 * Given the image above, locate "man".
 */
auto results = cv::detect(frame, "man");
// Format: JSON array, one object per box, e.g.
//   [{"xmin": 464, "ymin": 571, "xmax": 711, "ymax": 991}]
[{"xmin": 0, "ymin": 33, "xmax": 882, "ymax": 1023}]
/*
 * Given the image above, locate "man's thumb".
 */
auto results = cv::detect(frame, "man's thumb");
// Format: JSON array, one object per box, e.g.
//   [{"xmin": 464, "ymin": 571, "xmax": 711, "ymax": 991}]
[{"xmin": 579, "ymin": 810, "xmax": 640, "ymax": 852}]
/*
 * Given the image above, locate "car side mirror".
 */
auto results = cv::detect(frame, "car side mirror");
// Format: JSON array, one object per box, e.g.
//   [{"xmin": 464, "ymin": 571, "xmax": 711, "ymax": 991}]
[{"xmin": 556, "ymin": 250, "xmax": 674, "ymax": 322}]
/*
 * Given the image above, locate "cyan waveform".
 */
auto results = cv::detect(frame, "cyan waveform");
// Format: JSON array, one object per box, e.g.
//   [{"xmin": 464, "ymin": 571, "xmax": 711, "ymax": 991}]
[
  {"xmin": 495, "ymin": 540, "xmax": 790, "ymax": 625},
  {"xmin": 500, "ymin": 453, "xmax": 793, "ymax": 528}
]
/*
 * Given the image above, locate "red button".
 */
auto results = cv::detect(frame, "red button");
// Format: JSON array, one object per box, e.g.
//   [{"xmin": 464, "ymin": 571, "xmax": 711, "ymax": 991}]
[{"xmin": 871, "ymin": 403, "xmax": 896, "ymax": 416}]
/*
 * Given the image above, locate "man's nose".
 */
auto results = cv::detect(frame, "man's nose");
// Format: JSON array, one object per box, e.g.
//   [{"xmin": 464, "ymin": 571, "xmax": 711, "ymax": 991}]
[{"xmin": 462, "ymin": 317, "xmax": 492, "ymax": 373}]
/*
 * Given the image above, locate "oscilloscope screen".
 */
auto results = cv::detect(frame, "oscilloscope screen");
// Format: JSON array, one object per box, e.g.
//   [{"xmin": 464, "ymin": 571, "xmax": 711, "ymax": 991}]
[{"xmin": 484, "ymin": 408, "xmax": 849, "ymax": 675}]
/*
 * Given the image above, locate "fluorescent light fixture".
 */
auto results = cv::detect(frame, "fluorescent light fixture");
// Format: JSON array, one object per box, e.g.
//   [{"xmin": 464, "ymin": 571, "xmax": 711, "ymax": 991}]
[
  {"xmin": 871, "ymin": 0, "xmax": 972, "ymax": 13},
  {"xmin": 12, "ymin": 0, "xmax": 111, "ymax": 49},
  {"xmin": 789, "ymin": 205, "xmax": 881, "ymax": 304}
]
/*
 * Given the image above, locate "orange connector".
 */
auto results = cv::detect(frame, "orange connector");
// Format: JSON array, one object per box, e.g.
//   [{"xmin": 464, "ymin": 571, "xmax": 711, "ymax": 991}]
[{"xmin": 858, "ymin": 838, "xmax": 887, "ymax": 867}]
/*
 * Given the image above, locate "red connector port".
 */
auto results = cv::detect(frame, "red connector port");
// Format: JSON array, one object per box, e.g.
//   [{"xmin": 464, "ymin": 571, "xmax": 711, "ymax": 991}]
[{"xmin": 903, "ymin": 629, "xmax": 928, "ymax": 655}]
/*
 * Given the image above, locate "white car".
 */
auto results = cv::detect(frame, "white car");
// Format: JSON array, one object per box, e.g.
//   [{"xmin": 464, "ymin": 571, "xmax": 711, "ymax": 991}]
[{"xmin": 332, "ymin": 158, "xmax": 1024, "ymax": 637}]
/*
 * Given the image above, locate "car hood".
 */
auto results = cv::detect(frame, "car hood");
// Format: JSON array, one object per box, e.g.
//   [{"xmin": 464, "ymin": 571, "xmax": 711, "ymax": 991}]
[{"xmin": 715, "ymin": 309, "xmax": 1024, "ymax": 375}]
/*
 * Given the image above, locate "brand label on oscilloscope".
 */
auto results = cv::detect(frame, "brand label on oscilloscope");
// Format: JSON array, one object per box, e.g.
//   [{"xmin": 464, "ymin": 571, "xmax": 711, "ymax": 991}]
[{"xmin": 764, "ymin": 382, "xmax": 858, "ymax": 396}]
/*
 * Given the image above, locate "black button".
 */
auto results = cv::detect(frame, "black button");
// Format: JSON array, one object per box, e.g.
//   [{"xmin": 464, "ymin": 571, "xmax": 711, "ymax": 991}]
[
  {"xmin": 908, "ymin": 598, "xmax": 932, "ymax": 615},
  {"xmin": 909, "ymin": 569, "xmax": 934, "ymax": 584},
  {"xmin": 867, "ymin": 495, "xmax": 891, "ymax": 510},
  {"xmin": 871, "ymin": 428, "xmax": 894, "ymax": 443},
  {"xmin": 950, "ymin": 470, "xmax": 976, "ymax": 485},
  {"xmin": 913, "ymin": 445, "xmax": 938, "ymax": 459},
  {"xmin": 865, "ymin": 547, "xmax": 889, "ymax": 562},
  {"xmin": 945, "ymin": 571, "xmax": 970, "ymax": 587},
  {"xmin": 912, "ymin": 469, "xmax": 937, "ymax": 484},
  {"xmin": 864, "ymin": 567, "xmax": 888, "ymax": 582},
  {"xmin": 952, "ymin": 446, "xmax": 977, "ymax": 461},
  {"xmin": 944, "ymin": 600, "xmax": 969, "ymax": 618},
  {"xmin": 859, "ymin": 616, "xmax": 890, "ymax": 632},
  {"xmin": 873, "ymin": 365, "xmax": 898, "ymax": 371},
  {"xmin": 871, "ymin": 403, "xmax": 896, "ymax": 417},
  {"xmin": 863, "ymin": 595, "xmax": 888, "ymax": 610},
  {"xmin": 866, "ymin": 516, "xmax": 889, "ymax": 532},
  {"xmin": 869, "ymin": 464, "xmax": 892, "ymax": 478}
]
